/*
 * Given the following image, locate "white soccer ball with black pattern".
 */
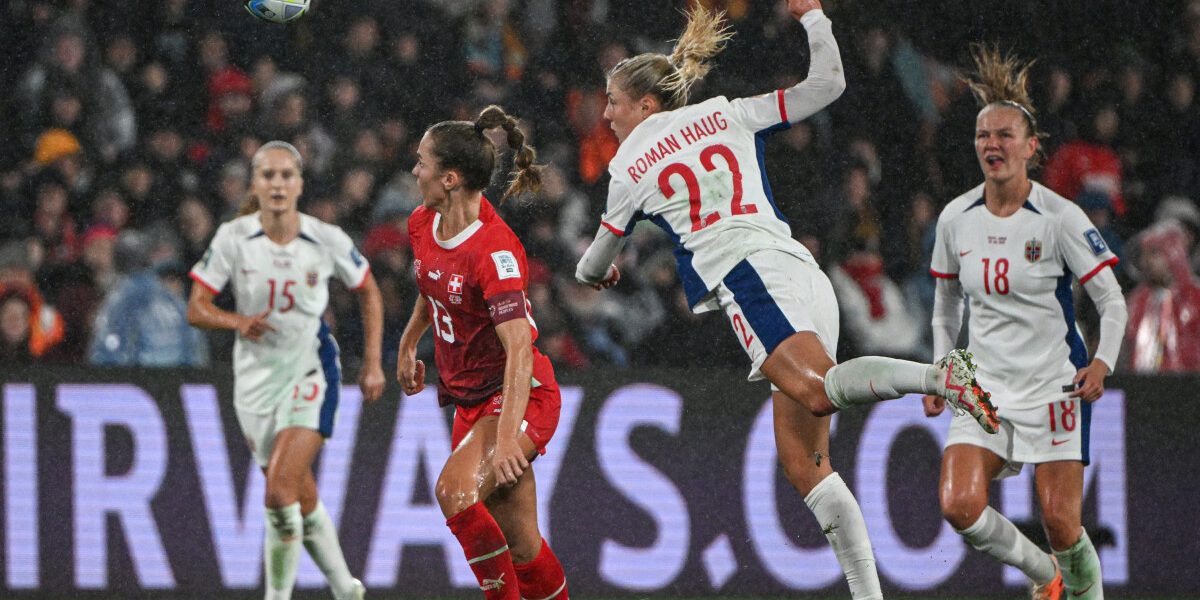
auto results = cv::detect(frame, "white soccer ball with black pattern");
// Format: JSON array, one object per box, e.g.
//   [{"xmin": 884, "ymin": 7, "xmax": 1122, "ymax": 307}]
[{"xmin": 244, "ymin": 0, "xmax": 310, "ymax": 24}]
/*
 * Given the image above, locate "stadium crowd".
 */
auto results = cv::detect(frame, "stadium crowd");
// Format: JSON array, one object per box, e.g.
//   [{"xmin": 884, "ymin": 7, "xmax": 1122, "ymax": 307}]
[{"xmin": 1, "ymin": 0, "xmax": 1198, "ymax": 373}]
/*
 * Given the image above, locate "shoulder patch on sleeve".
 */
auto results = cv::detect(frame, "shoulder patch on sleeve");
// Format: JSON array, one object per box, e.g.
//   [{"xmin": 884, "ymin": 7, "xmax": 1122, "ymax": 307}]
[
  {"xmin": 491, "ymin": 250, "xmax": 521, "ymax": 280},
  {"xmin": 1084, "ymin": 228, "xmax": 1108, "ymax": 255}
]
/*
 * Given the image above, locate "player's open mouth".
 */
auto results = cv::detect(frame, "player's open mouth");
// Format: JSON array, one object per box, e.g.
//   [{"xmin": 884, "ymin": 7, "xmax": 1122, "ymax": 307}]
[{"xmin": 985, "ymin": 155, "xmax": 1004, "ymax": 166}]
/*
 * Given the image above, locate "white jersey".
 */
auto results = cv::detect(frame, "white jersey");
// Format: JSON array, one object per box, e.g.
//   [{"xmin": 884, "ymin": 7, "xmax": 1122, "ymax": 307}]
[
  {"xmin": 189, "ymin": 212, "xmax": 370, "ymax": 413},
  {"xmin": 600, "ymin": 10, "xmax": 841, "ymax": 313},
  {"xmin": 602, "ymin": 94, "xmax": 816, "ymax": 312},
  {"xmin": 931, "ymin": 182, "xmax": 1118, "ymax": 409}
]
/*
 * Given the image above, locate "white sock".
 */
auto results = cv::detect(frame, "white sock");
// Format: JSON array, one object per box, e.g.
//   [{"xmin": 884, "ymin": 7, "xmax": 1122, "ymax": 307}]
[
  {"xmin": 824, "ymin": 357, "xmax": 939, "ymax": 409},
  {"xmin": 265, "ymin": 502, "xmax": 303, "ymax": 600},
  {"xmin": 1054, "ymin": 528, "xmax": 1103, "ymax": 599},
  {"xmin": 957, "ymin": 506, "xmax": 1056, "ymax": 584},
  {"xmin": 804, "ymin": 472, "xmax": 882, "ymax": 600},
  {"xmin": 303, "ymin": 501, "xmax": 358, "ymax": 599}
]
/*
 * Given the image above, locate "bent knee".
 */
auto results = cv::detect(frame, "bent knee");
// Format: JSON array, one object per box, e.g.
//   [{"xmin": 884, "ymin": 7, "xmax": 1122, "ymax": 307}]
[
  {"xmin": 1041, "ymin": 513, "xmax": 1080, "ymax": 550},
  {"xmin": 264, "ymin": 483, "xmax": 300, "ymax": 509},
  {"xmin": 435, "ymin": 476, "xmax": 479, "ymax": 516},
  {"xmin": 940, "ymin": 495, "xmax": 987, "ymax": 530}
]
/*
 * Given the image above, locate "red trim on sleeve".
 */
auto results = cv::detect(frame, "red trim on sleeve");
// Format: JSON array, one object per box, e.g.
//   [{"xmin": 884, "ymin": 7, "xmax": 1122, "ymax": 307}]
[
  {"xmin": 929, "ymin": 269, "xmax": 959, "ymax": 280},
  {"xmin": 1079, "ymin": 256, "xmax": 1119, "ymax": 284},
  {"xmin": 601, "ymin": 221, "xmax": 625, "ymax": 236},
  {"xmin": 189, "ymin": 272, "xmax": 221, "ymax": 294},
  {"xmin": 776, "ymin": 89, "xmax": 788, "ymax": 123},
  {"xmin": 351, "ymin": 265, "xmax": 372, "ymax": 291}
]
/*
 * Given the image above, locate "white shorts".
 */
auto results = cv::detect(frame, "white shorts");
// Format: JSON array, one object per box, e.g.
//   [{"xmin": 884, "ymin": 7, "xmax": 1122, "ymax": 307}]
[
  {"xmin": 236, "ymin": 322, "xmax": 342, "ymax": 467},
  {"xmin": 946, "ymin": 397, "xmax": 1092, "ymax": 479},
  {"xmin": 714, "ymin": 250, "xmax": 840, "ymax": 382}
]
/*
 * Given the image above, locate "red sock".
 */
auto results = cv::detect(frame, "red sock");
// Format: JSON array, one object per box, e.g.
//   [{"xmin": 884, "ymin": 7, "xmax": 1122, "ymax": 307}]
[
  {"xmin": 514, "ymin": 538, "xmax": 568, "ymax": 600},
  {"xmin": 446, "ymin": 502, "xmax": 520, "ymax": 600}
]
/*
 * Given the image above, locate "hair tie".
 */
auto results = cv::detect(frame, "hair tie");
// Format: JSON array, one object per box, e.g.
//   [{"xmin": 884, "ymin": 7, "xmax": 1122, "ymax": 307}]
[
  {"xmin": 473, "ymin": 122, "xmax": 486, "ymax": 135},
  {"xmin": 995, "ymin": 100, "xmax": 1038, "ymax": 130}
]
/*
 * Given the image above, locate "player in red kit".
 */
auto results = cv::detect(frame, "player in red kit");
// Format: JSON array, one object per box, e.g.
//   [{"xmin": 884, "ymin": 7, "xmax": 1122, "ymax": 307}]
[{"xmin": 397, "ymin": 105, "xmax": 567, "ymax": 600}]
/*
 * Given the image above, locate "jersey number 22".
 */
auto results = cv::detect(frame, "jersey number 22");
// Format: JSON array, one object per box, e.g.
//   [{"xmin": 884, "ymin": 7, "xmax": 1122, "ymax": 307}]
[{"xmin": 658, "ymin": 144, "xmax": 756, "ymax": 232}]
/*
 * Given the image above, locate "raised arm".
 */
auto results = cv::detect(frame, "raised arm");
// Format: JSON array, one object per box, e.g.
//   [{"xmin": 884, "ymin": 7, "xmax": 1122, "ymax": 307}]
[{"xmin": 730, "ymin": 2, "xmax": 846, "ymax": 129}]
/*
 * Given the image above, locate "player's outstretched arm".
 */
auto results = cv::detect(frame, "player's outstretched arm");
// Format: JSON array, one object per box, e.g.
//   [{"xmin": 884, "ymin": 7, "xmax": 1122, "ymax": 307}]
[
  {"xmin": 396, "ymin": 295, "xmax": 432, "ymax": 396},
  {"xmin": 493, "ymin": 318, "xmax": 533, "ymax": 486},
  {"xmin": 576, "ymin": 225, "xmax": 625, "ymax": 289},
  {"xmin": 186, "ymin": 283, "xmax": 275, "ymax": 342},
  {"xmin": 354, "ymin": 272, "xmax": 386, "ymax": 403}
]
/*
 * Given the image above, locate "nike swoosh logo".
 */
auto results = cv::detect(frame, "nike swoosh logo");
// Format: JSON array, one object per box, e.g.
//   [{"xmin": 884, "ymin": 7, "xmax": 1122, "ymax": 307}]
[
  {"xmin": 1072, "ymin": 583, "xmax": 1094, "ymax": 596},
  {"xmin": 959, "ymin": 250, "xmax": 973, "ymax": 257},
  {"xmin": 1052, "ymin": 438, "xmax": 1070, "ymax": 446}
]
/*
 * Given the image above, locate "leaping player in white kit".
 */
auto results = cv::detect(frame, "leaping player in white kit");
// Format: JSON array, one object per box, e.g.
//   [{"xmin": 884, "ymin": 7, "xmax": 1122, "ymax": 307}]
[
  {"xmin": 575, "ymin": 2, "xmax": 999, "ymax": 598},
  {"xmin": 188, "ymin": 141, "xmax": 385, "ymax": 600},
  {"xmin": 924, "ymin": 47, "xmax": 1127, "ymax": 600}
]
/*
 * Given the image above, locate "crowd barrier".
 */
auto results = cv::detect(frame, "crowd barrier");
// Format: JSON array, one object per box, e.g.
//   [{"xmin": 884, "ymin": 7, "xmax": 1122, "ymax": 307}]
[{"xmin": 0, "ymin": 367, "xmax": 1195, "ymax": 596}]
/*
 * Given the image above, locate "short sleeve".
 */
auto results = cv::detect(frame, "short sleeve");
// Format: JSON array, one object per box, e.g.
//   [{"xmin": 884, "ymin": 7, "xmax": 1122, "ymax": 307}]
[
  {"xmin": 1058, "ymin": 204, "xmax": 1118, "ymax": 284},
  {"xmin": 929, "ymin": 211, "xmax": 959, "ymax": 279},
  {"xmin": 189, "ymin": 223, "xmax": 237, "ymax": 294},
  {"xmin": 327, "ymin": 226, "xmax": 371, "ymax": 289},
  {"xmin": 477, "ymin": 234, "xmax": 527, "ymax": 300},
  {"xmin": 599, "ymin": 178, "xmax": 641, "ymax": 236}
]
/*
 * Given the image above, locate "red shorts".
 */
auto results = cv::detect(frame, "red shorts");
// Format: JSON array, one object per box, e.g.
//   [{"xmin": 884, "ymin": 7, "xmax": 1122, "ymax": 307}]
[{"xmin": 451, "ymin": 353, "xmax": 561, "ymax": 455}]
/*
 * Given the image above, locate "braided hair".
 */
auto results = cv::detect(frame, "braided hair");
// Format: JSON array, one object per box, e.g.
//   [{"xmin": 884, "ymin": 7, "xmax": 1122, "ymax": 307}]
[{"xmin": 426, "ymin": 105, "xmax": 542, "ymax": 202}]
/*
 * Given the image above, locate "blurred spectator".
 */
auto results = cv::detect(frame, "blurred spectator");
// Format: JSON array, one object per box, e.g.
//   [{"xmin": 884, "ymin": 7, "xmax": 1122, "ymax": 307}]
[
  {"xmin": 1123, "ymin": 220, "xmax": 1200, "ymax": 372},
  {"xmin": 31, "ymin": 172, "xmax": 79, "ymax": 265},
  {"xmin": 828, "ymin": 241, "xmax": 923, "ymax": 360},
  {"xmin": 1154, "ymin": 196, "xmax": 1200, "ymax": 274},
  {"xmin": 0, "ymin": 241, "xmax": 64, "ymax": 360},
  {"xmin": 89, "ymin": 258, "xmax": 208, "ymax": 367},
  {"xmin": 1044, "ymin": 103, "xmax": 1126, "ymax": 216},
  {"xmin": 1157, "ymin": 72, "xmax": 1200, "ymax": 201},
  {"xmin": 16, "ymin": 27, "xmax": 136, "ymax": 163},
  {"xmin": 0, "ymin": 289, "xmax": 35, "ymax": 364},
  {"xmin": 176, "ymin": 195, "xmax": 214, "ymax": 268},
  {"xmin": 462, "ymin": 0, "xmax": 527, "ymax": 83}
]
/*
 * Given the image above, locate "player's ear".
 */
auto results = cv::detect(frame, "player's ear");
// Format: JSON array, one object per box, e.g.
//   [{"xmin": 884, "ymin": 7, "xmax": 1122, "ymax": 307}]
[
  {"xmin": 639, "ymin": 94, "xmax": 660, "ymax": 116},
  {"xmin": 441, "ymin": 168, "xmax": 461, "ymax": 192}
]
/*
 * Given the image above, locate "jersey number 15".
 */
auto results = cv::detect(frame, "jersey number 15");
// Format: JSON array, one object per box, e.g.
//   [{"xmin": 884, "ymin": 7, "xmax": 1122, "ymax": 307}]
[{"xmin": 658, "ymin": 144, "xmax": 757, "ymax": 232}]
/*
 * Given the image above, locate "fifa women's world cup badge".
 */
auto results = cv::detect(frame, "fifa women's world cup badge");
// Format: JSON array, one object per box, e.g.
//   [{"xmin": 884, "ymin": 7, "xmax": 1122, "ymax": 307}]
[{"xmin": 1024, "ymin": 238, "xmax": 1043, "ymax": 263}]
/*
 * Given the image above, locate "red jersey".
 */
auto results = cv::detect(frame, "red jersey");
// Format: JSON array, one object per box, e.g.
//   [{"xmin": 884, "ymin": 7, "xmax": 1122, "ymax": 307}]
[{"xmin": 409, "ymin": 199, "xmax": 549, "ymax": 407}]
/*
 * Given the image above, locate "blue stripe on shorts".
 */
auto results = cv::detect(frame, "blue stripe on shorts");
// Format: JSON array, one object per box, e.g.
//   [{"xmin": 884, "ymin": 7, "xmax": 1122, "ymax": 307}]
[
  {"xmin": 723, "ymin": 259, "xmax": 795, "ymax": 355},
  {"xmin": 316, "ymin": 320, "xmax": 340, "ymax": 437}
]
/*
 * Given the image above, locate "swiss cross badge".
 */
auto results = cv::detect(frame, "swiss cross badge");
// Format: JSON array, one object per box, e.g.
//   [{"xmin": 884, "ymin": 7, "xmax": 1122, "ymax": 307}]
[
  {"xmin": 448, "ymin": 274, "xmax": 464, "ymax": 295},
  {"xmin": 1024, "ymin": 238, "xmax": 1043, "ymax": 263},
  {"xmin": 306, "ymin": 271, "xmax": 319, "ymax": 287}
]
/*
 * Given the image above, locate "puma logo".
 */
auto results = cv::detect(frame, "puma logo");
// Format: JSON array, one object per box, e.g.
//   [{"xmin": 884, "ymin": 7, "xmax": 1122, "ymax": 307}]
[
  {"xmin": 428, "ymin": 269, "xmax": 443, "ymax": 280},
  {"xmin": 480, "ymin": 573, "xmax": 505, "ymax": 591}
]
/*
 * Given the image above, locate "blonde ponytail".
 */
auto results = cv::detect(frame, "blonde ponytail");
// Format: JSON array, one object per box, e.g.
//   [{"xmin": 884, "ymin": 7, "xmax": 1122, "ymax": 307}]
[{"xmin": 608, "ymin": 5, "xmax": 733, "ymax": 110}]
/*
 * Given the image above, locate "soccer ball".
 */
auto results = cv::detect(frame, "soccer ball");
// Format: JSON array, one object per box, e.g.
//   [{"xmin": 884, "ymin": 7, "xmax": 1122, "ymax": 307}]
[{"xmin": 244, "ymin": 0, "xmax": 310, "ymax": 24}]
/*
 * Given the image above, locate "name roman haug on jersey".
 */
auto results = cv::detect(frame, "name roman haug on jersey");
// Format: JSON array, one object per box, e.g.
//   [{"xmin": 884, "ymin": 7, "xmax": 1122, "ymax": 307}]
[{"xmin": 626, "ymin": 110, "xmax": 730, "ymax": 183}]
